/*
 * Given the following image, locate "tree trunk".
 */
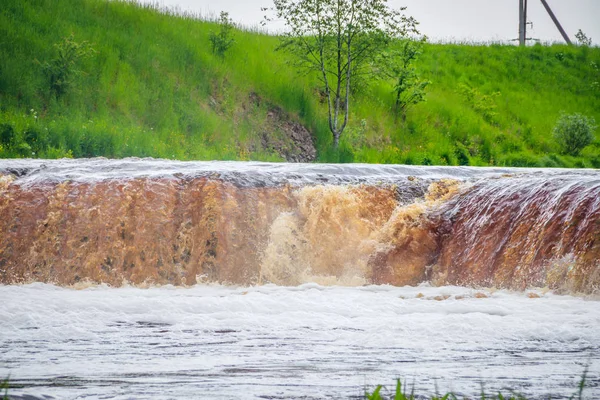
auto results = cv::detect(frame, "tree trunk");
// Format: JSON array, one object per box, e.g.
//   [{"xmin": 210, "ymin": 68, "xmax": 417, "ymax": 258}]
[{"xmin": 333, "ymin": 131, "xmax": 340, "ymax": 148}]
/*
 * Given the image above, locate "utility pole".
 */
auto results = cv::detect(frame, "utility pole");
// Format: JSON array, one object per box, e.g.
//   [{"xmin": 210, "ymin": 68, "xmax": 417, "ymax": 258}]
[
  {"xmin": 539, "ymin": 0, "xmax": 572, "ymax": 45},
  {"xmin": 518, "ymin": 0, "xmax": 572, "ymax": 46},
  {"xmin": 518, "ymin": 0, "xmax": 528, "ymax": 46}
]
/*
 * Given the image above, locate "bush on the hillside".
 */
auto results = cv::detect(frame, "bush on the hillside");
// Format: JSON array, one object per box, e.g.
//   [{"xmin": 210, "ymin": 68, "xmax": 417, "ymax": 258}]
[
  {"xmin": 209, "ymin": 12, "xmax": 235, "ymax": 59},
  {"xmin": 40, "ymin": 34, "xmax": 95, "ymax": 98},
  {"xmin": 553, "ymin": 113, "xmax": 596, "ymax": 156},
  {"xmin": 375, "ymin": 39, "xmax": 430, "ymax": 122}
]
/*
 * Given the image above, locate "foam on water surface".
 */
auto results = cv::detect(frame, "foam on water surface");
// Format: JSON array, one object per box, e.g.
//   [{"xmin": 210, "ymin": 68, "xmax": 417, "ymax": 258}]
[
  {"xmin": 1, "ymin": 157, "xmax": 595, "ymax": 186},
  {"xmin": 1, "ymin": 284, "xmax": 598, "ymax": 399}
]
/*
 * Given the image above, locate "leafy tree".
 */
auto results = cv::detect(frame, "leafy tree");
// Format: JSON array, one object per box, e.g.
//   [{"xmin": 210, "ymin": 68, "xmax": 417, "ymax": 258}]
[
  {"xmin": 376, "ymin": 39, "xmax": 429, "ymax": 122},
  {"xmin": 40, "ymin": 34, "xmax": 95, "ymax": 98},
  {"xmin": 265, "ymin": 0, "xmax": 418, "ymax": 147},
  {"xmin": 209, "ymin": 11, "xmax": 235, "ymax": 59},
  {"xmin": 553, "ymin": 113, "xmax": 596, "ymax": 156}
]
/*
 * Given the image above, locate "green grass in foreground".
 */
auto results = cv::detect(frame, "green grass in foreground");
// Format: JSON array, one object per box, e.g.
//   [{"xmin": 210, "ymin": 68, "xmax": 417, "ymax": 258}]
[
  {"xmin": 1, "ymin": 377, "xmax": 9, "ymax": 400},
  {"xmin": 0, "ymin": 374, "xmax": 590, "ymax": 399},
  {"xmin": 366, "ymin": 375, "xmax": 588, "ymax": 400},
  {"xmin": 0, "ymin": 0, "xmax": 599, "ymax": 166}
]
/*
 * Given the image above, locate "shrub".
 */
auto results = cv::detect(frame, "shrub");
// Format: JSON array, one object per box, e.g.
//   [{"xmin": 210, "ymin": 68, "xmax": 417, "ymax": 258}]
[
  {"xmin": 376, "ymin": 39, "xmax": 430, "ymax": 122},
  {"xmin": 552, "ymin": 113, "xmax": 597, "ymax": 156},
  {"xmin": 209, "ymin": 12, "xmax": 235, "ymax": 59},
  {"xmin": 40, "ymin": 34, "xmax": 95, "ymax": 98}
]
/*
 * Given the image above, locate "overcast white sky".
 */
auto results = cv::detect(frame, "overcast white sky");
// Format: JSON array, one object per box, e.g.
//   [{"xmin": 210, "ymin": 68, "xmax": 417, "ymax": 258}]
[{"xmin": 142, "ymin": 0, "xmax": 600, "ymax": 45}]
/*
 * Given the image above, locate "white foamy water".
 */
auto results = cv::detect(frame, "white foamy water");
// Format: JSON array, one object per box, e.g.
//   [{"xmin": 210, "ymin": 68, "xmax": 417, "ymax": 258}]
[
  {"xmin": 2, "ymin": 158, "xmax": 597, "ymax": 187},
  {"xmin": 1, "ymin": 284, "xmax": 599, "ymax": 399}
]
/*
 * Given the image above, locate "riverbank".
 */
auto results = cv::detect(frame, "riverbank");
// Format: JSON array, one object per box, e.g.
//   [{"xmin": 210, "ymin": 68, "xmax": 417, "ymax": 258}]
[{"xmin": 1, "ymin": 0, "xmax": 599, "ymax": 166}]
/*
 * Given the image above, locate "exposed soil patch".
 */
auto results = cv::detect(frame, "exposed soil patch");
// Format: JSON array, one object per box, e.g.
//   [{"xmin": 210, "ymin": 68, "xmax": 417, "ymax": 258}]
[
  {"xmin": 250, "ymin": 92, "xmax": 317, "ymax": 163},
  {"xmin": 265, "ymin": 107, "xmax": 316, "ymax": 163}
]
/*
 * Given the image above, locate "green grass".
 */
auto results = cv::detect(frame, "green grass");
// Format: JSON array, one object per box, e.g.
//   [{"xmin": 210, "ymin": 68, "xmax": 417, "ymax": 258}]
[
  {"xmin": 1, "ymin": 377, "xmax": 9, "ymax": 400},
  {"xmin": 0, "ymin": 375, "xmax": 589, "ymax": 400},
  {"xmin": 0, "ymin": 0, "xmax": 599, "ymax": 166},
  {"xmin": 366, "ymin": 374, "xmax": 588, "ymax": 400}
]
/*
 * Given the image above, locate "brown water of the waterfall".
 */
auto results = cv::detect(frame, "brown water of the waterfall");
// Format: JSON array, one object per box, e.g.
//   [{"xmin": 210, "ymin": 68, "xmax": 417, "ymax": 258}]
[{"xmin": 0, "ymin": 159, "xmax": 598, "ymax": 294}]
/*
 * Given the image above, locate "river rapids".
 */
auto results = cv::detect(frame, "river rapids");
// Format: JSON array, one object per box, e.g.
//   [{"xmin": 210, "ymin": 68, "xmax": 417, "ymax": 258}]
[{"xmin": 0, "ymin": 158, "xmax": 599, "ymax": 399}]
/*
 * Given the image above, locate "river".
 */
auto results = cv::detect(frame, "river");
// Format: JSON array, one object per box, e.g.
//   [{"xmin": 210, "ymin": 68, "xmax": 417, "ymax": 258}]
[{"xmin": 0, "ymin": 159, "xmax": 599, "ymax": 398}]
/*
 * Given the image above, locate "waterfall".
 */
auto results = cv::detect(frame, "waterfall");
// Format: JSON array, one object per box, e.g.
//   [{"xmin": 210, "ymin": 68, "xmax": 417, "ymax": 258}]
[{"xmin": 1, "ymin": 158, "xmax": 598, "ymax": 293}]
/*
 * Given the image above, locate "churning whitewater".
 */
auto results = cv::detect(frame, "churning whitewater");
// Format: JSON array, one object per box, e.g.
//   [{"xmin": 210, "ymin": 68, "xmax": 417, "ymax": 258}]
[
  {"xmin": 1, "ymin": 284, "xmax": 599, "ymax": 399},
  {"xmin": 1, "ymin": 159, "xmax": 599, "ymax": 399}
]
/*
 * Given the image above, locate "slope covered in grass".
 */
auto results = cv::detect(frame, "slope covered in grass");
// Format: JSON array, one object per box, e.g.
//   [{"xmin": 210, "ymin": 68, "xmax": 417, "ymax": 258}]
[{"xmin": 1, "ymin": 0, "xmax": 599, "ymax": 166}]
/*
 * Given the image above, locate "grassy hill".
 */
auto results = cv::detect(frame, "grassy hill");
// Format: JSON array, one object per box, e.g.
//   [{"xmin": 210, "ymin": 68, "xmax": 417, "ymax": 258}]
[{"xmin": 1, "ymin": 0, "xmax": 599, "ymax": 167}]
